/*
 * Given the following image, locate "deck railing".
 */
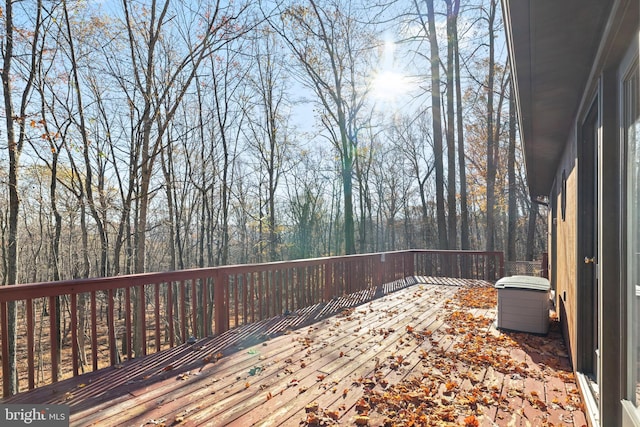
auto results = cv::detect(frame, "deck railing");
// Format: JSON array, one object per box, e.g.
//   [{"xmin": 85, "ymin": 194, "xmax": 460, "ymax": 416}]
[{"xmin": 0, "ymin": 249, "xmax": 503, "ymax": 397}]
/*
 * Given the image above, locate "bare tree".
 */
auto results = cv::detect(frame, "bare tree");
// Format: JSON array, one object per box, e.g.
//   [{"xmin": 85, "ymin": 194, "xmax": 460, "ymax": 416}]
[
  {"xmin": 414, "ymin": 0, "xmax": 448, "ymax": 249},
  {"xmin": 445, "ymin": 0, "xmax": 458, "ymax": 250},
  {"xmin": 1, "ymin": 0, "xmax": 44, "ymax": 394},
  {"xmin": 268, "ymin": 0, "xmax": 377, "ymax": 254},
  {"xmin": 484, "ymin": 0, "xmax": 498, "ymax": 252},
  {"xmin": 454, "ymin": 1, "xmax": 470, "ymax": 251},
  {"xmin": 285, "ymin": 148, "xmax": 329, "ymax": 259},
  {"xmin": 354, "ymin": 122, "xmax": 378, "ymax": 253},
  {"xmin": 60, "ymin": 0, "xmax": 108, "ymax": 277},
  {"xmin": 119, "ymin": 0, "xmax": 250, "ymax": 352},
  {"xmin": 392, "ymin": 114, "xmax": 436, "ymax": 246},
  {"xmin": 209, "ymin": 41, "xmax": 250, "ymax": 266},
  {"xmin": 244, "ymin": 26, "xmax": 292, "ymax": 262}
]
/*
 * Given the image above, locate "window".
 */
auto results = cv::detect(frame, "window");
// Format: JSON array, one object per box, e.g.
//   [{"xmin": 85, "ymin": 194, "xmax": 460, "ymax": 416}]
[{"xmin": 624, "ymin": 52, "xmax": 640, "ymax": 408}]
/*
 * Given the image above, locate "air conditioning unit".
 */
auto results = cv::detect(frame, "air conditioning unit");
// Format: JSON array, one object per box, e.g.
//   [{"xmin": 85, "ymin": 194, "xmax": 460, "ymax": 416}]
[{"xmin": 495, "ymin": 275, "xmax": 551, "ymax": 334}]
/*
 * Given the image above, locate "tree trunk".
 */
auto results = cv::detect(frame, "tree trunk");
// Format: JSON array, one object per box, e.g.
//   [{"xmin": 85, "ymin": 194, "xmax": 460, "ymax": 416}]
[
  {"xmin": 1, "ymin": 0, "xmax": 42, "ymax": 394},
  {"xmin": 3, "ymin": 2, "xmax": 18, "ymax": 390},
  {"xmin": 453, "ymin": 0, "xmax": 470, "ymax": 251},
  {"xmin": 216, "ymin": 87, "xmax": 231, "ymax": 267},
  {"xmin": 425, "ymin": 0, "xmax": 448, "ymax": 250},
  {"xmin": 337, "ymin": 100, "xmax": 356, "ymax": 255},
  {"xmin": 485, "ymin": 0, "xmax": 497, "ymax": 252},
  {"xmin": 161, "ymin": 144, "xmax": 177, "ymax": 271},
  {"xmin": 445, "ymin": 0, "xmax": 458, "ymax": 250},
  {"xmin": 342, "ymin": 155, "xmax": 357, "ymax": 254},
  {"xmin": 63, "ymin": 0, "xmax": 108, "ymax": 277}
]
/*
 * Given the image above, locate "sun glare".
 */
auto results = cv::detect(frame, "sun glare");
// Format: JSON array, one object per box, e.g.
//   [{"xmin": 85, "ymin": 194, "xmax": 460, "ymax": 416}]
[
  {"xmin": 372, "ymin": 70, "xmax": 410, "ymax": 101},
  {"xmin": 370, "ymin": 37, "xmax": 414, "ymax": 109}
]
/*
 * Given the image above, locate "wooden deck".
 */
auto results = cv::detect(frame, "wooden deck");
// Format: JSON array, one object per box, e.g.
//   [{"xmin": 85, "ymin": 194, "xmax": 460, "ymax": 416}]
[{"xmin": 2, "ymin": 277, "xmax": 586, "ymax": 426}]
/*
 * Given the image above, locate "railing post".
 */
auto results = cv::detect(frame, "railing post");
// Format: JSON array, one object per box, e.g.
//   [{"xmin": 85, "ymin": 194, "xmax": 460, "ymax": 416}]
[
  {"xmin": 201, "ymin": 277, "xmax": 208, "ymax": 338},
  {"xmin": 108, "ymin": 289, "xmax": 117, "ymax": 365},
  {"xmin": 405, "ymin": 251, "xmax": 415, "ymax": 279},
  {"xmin": 71, "ymin": 294, "xmax": 78, "ymax": 377},
  {"xmin": 191, "ymin": 280, "xmax": 198, "ymax": 339},
  {"xmin": 155, "ymin": 283, "xmax": 161, "ymax": 353},
  {"xmin": 214, "ymin": 270, "xmax": 228, "ymax": 335},
  {"xmin": 49, "ymin": 296, "xmax": 58, "ymax": 383},
  {"xmin": 541, "ymin": 252, "xmax": 549, "ymax": 278},
  {"xmin": 483, "ymin": 254, "xmax": 489, "ymax": 281},
  {"xmin": 26, "ymin": 299, "xmax": 34, "ymax": 390},
  {"xmin": 167, "ymin": 283, "xmax": 174, "ymax": 347},
  {"xmin": 1, "ymin": 301, "xmax": 9, "ymax": 397},
  {"xmin": 324, "ymin": 261, "xmax": 333, "ymax": 301}
]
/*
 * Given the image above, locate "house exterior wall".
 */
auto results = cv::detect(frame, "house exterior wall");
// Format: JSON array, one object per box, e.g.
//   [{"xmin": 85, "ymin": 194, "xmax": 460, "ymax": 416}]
[
  {"xmin": 551, "ymin": 144, "xmax": 579, "ymax": 367},
  {"xmin": 519, "ymin": 4, "xmax": 636, "ymax": 426},
  {"xmin": 503, "ymin": 0, "xmax": 640, "ymax": 425},
  {"xmin": 544, "ymin": 5, "xmax": 637, "ymax": 425}
]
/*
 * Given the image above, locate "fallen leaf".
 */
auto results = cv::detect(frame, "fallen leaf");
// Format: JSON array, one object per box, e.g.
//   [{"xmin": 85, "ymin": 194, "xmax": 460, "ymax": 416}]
[
  {"xmin": 326, "ymin": 410, "xmax": 340, "ymax": 420},
  {"xmin": 355, "ymin": 398, "xmax": 370, "ymax": 413},
  {"xmin": 306, "ymin": 413, "xmax": 319, "ymax": 425},
  {"xmin": 445, "ymin": 380, "xmax": 457, "ymax": 393},
  {"xmin": 354, "ymin": 415, "xmax": 369, "ymax": 425},
  {"xmin": 463, "ymin": 415, "xmax": 479, "ymax": 427}
]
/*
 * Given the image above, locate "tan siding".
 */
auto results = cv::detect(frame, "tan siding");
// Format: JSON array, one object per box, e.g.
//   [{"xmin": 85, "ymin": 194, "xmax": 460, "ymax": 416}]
[{"xmin": 553, "ymin": 147, "xmax": 579, "ymax": 366}]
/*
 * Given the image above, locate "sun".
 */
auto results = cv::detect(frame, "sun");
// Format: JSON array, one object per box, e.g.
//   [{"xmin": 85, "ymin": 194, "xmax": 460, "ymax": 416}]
[
  {"xmin": 370, "ymin": 38, "xmax": 413, "ymax": 108},
  {"xmin": 371, "ymin": 70, "xmax": 410, "ymax": 102}
]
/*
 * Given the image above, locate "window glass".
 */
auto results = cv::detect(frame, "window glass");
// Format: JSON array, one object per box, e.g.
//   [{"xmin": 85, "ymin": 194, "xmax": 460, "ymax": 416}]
[{"xmin": 624, "ymin": 57, "xmax": 640, "ymax": 407}]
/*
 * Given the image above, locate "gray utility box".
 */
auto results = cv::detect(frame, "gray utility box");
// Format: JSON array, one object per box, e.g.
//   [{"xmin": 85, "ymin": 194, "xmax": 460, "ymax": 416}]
[{"xmin": 495, "ymin": 275, "xmax": 551, "ymax": 334}]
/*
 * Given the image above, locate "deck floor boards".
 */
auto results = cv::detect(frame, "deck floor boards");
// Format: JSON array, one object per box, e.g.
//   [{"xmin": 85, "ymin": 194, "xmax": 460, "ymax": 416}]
[{"xmin": 2, "ymin": 277, "xmax": 586, "ymax": 426}]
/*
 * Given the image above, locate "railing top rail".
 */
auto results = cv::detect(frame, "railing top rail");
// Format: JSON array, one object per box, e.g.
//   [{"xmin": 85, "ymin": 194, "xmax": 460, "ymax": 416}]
[
  {"xmin": 407, "ymin": 249, "xmax": 504, "ymax": 255},
  {"xmin": 0, "ymin": 269, "xmax": 213, "ymax": 302}
]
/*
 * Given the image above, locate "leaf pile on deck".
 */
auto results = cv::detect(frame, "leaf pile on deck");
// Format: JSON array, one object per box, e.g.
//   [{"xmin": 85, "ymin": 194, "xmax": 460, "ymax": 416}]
[{"xmin": 304, "ymin": 285, "xmax": 585, "ymax": 427}]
